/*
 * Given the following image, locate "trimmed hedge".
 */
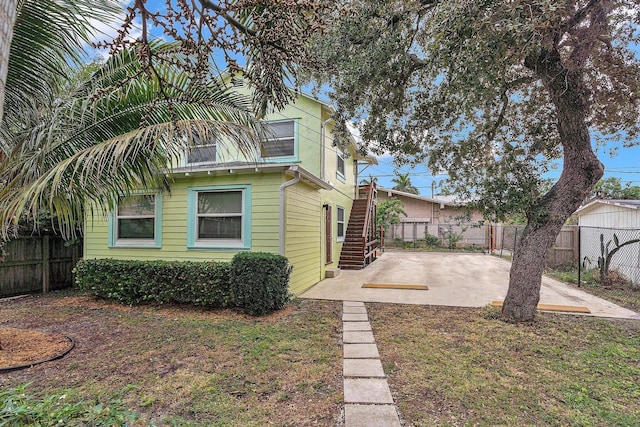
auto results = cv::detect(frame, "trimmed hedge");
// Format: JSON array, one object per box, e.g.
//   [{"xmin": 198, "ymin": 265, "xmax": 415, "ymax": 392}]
[
  {"xmin": 75, "ymin": 259, "xmax": 232, "ymax": 307},
  {"xmin": 230, "ymin": 252, "xmax": 292, "ymax": 315},
  {"xmin": 75, "ymin": 253, "xmax": 292, "ymax": 315}
]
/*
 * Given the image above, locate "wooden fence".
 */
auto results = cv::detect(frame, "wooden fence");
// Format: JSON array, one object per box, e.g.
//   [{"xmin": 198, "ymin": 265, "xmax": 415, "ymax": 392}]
[
  {"xmin": 493, "ymin": 225, "xmax": 579, "ymax": 267},
  {"xmin": 0, "ymin": 235, "xmax": 82, "ymax": 297}
]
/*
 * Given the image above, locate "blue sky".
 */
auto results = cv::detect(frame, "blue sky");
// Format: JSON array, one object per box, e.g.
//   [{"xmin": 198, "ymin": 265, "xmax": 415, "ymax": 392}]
[
  {"xmin": 94, "ymin": 1, "xmax": 640, "ymax": 196},
  {"xmin": 362, "ymin": 144, "xmax": 640, "ymax": 197}
]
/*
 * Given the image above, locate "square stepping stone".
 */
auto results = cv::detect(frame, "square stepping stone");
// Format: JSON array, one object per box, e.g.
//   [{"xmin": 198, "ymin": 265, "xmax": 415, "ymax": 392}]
[
  {"xmin": 344, "ymin": 343, "xmax": 380, "ymax": 359},
  {"xmin": 343, "ymin": 306, "xmax": 367, "ymax": 314},
  {"xmin": 344, "ymin": 404, "xmax": 400, "ymax": 427},
  {"xmin": 343, "ymin": 331, "xmax": 375, "ymax": 344},
  {"xmin": 344, "ymin": 378, "xmax": 394, "ymax": 404},
  {"xmin": 343, "ymin": 313, "xmax": 368, "ymax": 322},
  {"xmin": 343, "ymin": 301, "xmax": 365, "ymax": 307},
  {"xmin": 343, "ymin": 322, "xmax": 372, "ymax": 331},
  {"xmin": 343, "ymin": 358, "xmax": 385, "ymax": 377}
]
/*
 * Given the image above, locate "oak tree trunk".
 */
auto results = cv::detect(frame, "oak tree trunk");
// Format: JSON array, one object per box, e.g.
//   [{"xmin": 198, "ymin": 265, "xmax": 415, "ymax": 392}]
[
  {"xmin": 502, "ymin": 48, "xmax": 604, "ymax": 322},
  {"xmin": 0, "ymin": 0, "xmax": 18, "ymax": 122}
]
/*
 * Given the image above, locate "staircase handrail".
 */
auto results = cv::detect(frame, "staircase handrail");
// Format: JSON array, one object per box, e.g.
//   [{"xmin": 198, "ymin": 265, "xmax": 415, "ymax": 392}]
[{"xmin": 361, "ymin": 181, "xmax": 377, "ymax": 240}]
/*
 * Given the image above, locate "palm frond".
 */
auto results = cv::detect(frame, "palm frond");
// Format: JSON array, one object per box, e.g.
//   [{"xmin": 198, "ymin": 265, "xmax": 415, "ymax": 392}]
[{"xmin": 1, "ymin": 44, "xmax": 265, "ymax": 239}]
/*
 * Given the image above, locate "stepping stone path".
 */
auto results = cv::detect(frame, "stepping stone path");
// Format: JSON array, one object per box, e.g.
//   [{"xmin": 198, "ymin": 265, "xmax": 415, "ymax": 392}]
[{"xmin": 342, "ymin": 301, "xmax": 401, "ymax": 427}]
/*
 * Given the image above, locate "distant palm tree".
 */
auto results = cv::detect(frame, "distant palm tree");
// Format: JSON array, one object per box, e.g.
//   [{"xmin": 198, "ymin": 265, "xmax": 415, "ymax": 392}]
[
  {"xmin": 359, "ymin": 174, "xmax": 377, "ymax": 186},
  {"xmin": 391, "ymin": 171, "xmax": 419, "ymax": 195}
]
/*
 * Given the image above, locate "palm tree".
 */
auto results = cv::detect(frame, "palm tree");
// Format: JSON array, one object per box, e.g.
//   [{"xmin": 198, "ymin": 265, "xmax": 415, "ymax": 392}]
[
  {"xmin": 1, "ymin": 0, "xmax": 118, "ymax": 124},
  {"xmin": 391, "ymin": 171, "xmax": 419, "ymax": 195},
  {"xmin": 0, "ymin": 42, "xmax": 266, "ymax": 239},
  {"xmin": 359, "ymin": 174, "xmax": 377, "ymax": 186},
  {"xmin": 0, "ymin": 0, "xmax": 267, "ymax": 240}
]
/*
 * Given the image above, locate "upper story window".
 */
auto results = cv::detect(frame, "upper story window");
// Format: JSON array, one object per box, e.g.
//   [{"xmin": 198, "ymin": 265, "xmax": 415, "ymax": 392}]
[
  {"xmin": 110, "ymin": 194, "xmax": 162, "ymax": 248},
  {"xmin": 187, "ymin": 137, "xmax": 216, "ymax": 165},
  {"xmin": 337, "ymin": 149, "xmax": 346, "ymax": 180},
  {"xmin": 260, "ymin": 120, "xmax": 296, "ymax": 160}
]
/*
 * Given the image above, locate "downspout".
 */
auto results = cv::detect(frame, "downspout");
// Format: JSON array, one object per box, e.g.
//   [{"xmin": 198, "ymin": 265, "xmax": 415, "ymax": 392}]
[
  {"xmin": 320, "ymin": 118, "xmax": 332, "ymax": 181},
  {"xmin": 279, "ymin": 171, "xmax": 301, "ymax": 256}
]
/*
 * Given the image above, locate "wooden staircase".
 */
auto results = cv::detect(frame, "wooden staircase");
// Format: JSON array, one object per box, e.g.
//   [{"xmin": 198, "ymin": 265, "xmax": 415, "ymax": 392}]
[{"xmin": 338, "ymin": 183, "xmax": 378, "ymax": 270}]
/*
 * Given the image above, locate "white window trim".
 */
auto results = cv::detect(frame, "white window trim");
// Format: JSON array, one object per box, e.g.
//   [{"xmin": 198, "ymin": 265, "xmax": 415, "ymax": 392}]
[
  {"xmin": 259, "ymin": 119, "xmax": 298, "ymax": 162},
  {"xmin": 337, "ymin": 205, "xmax": 346, "ymax": 242},
  {"xmin": 109, "ymin": 193, "xmax": 162, "ymax": 248},
  {"xmin": 185, "ymin": 138, "xmax": 217, "ymax": 166},
  {"xmin": 187, "ymin": 185, "xmax": 252, "ymax": 249},
  {"xmin": 337, "ymin": 149, "xmax": 346, "ymax": 182}
]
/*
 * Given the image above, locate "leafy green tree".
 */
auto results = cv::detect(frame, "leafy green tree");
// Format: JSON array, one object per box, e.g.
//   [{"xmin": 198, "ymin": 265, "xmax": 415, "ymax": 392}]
[
  {"xmin": 377, "ymin": 198, "xmax": 407, "ymax": 232},
  {"xmin": 391, "ymin": 171, "xmax": 419, "ymax": 194},
  {"xmin": 590, "ymin": 177, "xmax": 640, "ymax": 200},
  {"xmin": 310, "ymin": 1, "xmax": 640, "ymax": 321}
]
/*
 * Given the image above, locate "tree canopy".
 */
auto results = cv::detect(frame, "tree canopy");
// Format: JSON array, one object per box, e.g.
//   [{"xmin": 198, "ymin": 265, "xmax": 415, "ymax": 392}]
[
  {"xmin": 309, "ymin": 0, "xmax": 640, "ymax": 321},
  {"xmin": 590, "ymin": 177, "xmax": 640, "ymax": 200}
]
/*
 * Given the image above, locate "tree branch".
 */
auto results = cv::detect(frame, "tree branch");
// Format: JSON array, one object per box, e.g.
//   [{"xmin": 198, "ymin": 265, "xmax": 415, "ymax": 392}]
[
  {"xmin": 560, "ymin": 0, "xmax": 601, "ymax": 34},
  {"xmin": 198, "ymin": 0, "xmax": 257, "ymax": 37},
  {"xmin": 486, "ymin": 76, "xmax": 536, "ymax": 141}
]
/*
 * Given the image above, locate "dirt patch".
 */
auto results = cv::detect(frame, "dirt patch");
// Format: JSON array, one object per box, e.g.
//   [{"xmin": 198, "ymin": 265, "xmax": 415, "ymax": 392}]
[{"xmin": 0, "ymin": 328, "xmax": 71, "ymax": 369}]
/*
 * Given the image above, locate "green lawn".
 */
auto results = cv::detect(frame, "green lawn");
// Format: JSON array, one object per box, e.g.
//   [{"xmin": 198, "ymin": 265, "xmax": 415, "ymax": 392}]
[
  {"xmin": 368, "ymin": 303, "xmax": 640, "ymax": 426},
  {"xmin": 2, "ymin": 290, "xmax": 639, "ymax": 426}
]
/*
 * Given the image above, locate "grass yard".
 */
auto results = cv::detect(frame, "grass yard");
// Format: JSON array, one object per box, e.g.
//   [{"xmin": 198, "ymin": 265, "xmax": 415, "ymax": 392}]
[
  {"xmin": 545, "ymin": 267, "xmax": 640, "ymax": 313},
  {"xmin": 0, "ymin": 291, "xmax": 343, "ymax": 426},
  {"xmin": 3, "ymin": 289, "xmax": 640, "ymax": 426},
  {"xmin": 368, "ymin": 303, "xmax": 640, "ymax": 427}
]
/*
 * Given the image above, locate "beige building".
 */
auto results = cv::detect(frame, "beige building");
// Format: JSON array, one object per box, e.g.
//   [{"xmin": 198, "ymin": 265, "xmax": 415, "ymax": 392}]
[{"xmin": 377, "ymin": 188, "xmax": 487, "ymax": 248}]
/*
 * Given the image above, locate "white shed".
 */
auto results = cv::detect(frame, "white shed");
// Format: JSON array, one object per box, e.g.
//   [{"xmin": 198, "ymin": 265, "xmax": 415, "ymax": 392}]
[
  {"xmin": 575, "ymin": 199, "xmax": 640, "ymax": 286},
  {"xmin": 575, "ymin": 199, "xmax": 640, "ymax": 228}
]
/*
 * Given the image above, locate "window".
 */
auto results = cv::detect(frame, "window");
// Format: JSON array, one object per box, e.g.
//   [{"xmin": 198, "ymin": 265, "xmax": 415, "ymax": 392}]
[
  {"xmin": 187, "ymin": 137, "xmax": 216, "ymax": 164},
  {"xmin": 337, "ymin": 149, "xmax": 346, "ymax": 180},
  {"xmin": 260, "ymin": 120, "xmax": 296, "ymax": 160},
  {"xmin": 337, "ymin": 206, "xmax": 346, "ymax": 242},
  {"xmin": 109, "ymin": 194, "xmax": 162, "ymax": 248},
  {"xmin": 187, "ymin": 185, "xmax": 252, "ymax": 249}
]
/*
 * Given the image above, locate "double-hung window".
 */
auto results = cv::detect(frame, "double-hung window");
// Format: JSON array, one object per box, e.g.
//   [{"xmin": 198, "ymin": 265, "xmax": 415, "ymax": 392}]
[
  {"xmin": 337, "ymin": 149, "xmax": 346, "ymax": 181},
  {"xmin": 187, "ymin": 185, "xmax": 251, "ymax": 249},
  {"xmin": 337, "ymin": 206, "xmax": 346, "ymax": 242},
  {"xmin": 110, "ymin": 194, "xmax": 162, "ymax": 248},
  {"xmin": 260, "ymin": 120, "xmax": 296, "ymax": 161}
]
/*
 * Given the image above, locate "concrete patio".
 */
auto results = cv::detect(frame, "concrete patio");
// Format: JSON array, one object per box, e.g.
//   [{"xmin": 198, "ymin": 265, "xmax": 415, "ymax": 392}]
[{"xmin": 301, "ymin": 251, "xmax": 640, "ymax": 320}]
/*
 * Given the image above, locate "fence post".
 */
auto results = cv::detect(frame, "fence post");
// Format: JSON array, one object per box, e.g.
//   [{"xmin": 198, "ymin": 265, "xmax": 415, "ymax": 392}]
[
  {"xmin": 577, "ymin": 226, "xmax": 581, "ymax": 287},
  {"xmin": 42, "ymin": 234, "xmax": 50, "ymax": 293}
]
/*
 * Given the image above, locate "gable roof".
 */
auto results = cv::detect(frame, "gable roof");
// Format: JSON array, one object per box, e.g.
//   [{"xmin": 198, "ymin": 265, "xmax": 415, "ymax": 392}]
[
  {"xmin": 378, "ymin": 187, "xmax": 461, "ymax": 207},
  {"xmin": 575, "ymin": 199, "xmax": 640, "ymax": 216}
]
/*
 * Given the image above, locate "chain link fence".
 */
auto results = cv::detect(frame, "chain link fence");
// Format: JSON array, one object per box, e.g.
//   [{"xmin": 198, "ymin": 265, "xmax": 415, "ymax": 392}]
[
  {"xmin": 580, "ymin": 226, "xmax": 640, "ymax": 287},
  {"xmin": 382, "ymin": 221, "xmax": 489, "ymax": 252}
]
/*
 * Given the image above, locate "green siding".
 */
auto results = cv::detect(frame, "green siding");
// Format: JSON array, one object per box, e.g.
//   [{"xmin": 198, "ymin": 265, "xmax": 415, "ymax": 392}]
[
  {"xmin": 85, "ymin": 173, "xmax": 281, "ymax": 263},
  {"xmin": 84, "ymin": 91, "xmax": 367, "ymax": 296},
  {"xmin": 284, "ymin": 183, "xmax": 322, "ymax": 294}
]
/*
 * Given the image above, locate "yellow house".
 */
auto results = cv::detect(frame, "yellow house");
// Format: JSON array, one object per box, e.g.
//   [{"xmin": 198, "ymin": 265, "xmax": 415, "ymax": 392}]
[{"xmin": 83, "ymin": 91, "xmax": 377, "ymax": 294}]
